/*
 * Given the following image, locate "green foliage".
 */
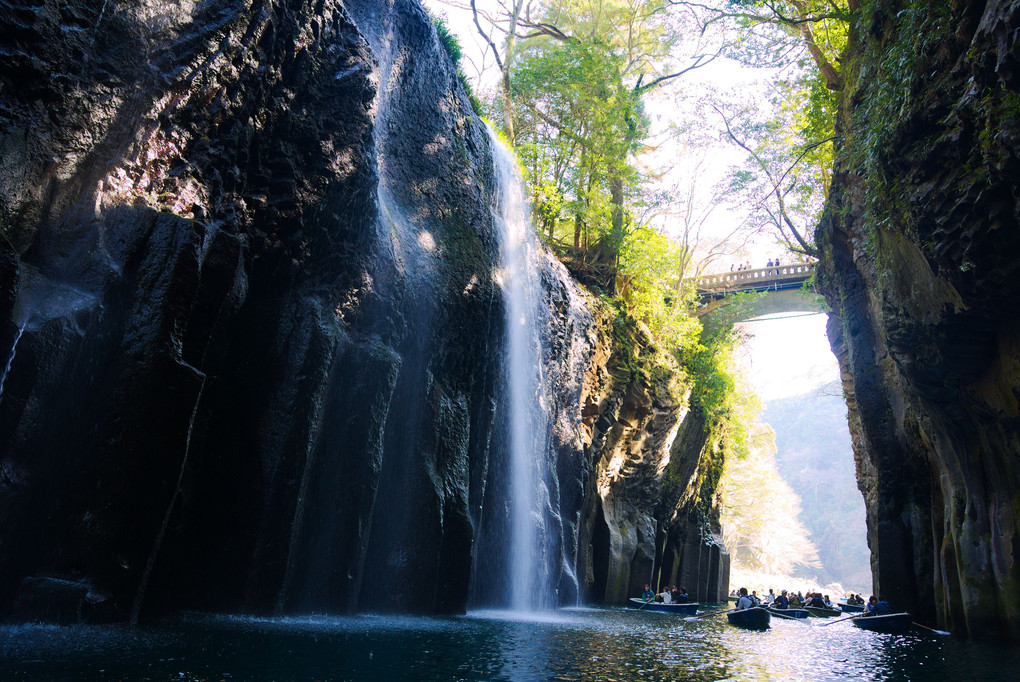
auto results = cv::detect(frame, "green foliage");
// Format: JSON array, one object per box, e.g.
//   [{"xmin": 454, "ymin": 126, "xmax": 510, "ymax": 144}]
[
  {"xmin": 682, "ymin": 324, "xmax": 742, "ymax": 429},
  {"xmin": 840, "ymin": 0, "xmax": 959, "ymax": 268},
  {"xmin": 617, "ymin": 226, "xmax": 701, "ymax": 354},
  {"xmin": 432, "ymin": 15, "xmax": 484, "ymax": 117},
  {"xmin": 510, "ymin": 35, "xmax": 647, "ymax": 257},
  {"xmin": 434, "ymin": 17, "xmax": 462, "ymax": 64},
  {"xmin": 706, "ymin": 1, "xmax": 850, "ymax": 255}
]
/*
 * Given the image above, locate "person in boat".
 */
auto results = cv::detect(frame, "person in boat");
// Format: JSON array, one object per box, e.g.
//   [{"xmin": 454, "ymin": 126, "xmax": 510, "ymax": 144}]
[
  {"xmin": 751, "ymin": 590, "xmax": 761, "ymax": 605},
  {"xmin": 670, "ymin": 585, "xmax": 679, "ymax": 603},
  {"xmin": 788, "ymin": 592, "xmax": 802, "ymax": 607},
  {"xmin": 658, "ymin": 587, "xmax": 672, "ymax": 604},
  {"xmin": 773, "ymin": 590, "xmax": 790, "ymax": 609},
  {"xmin": 823, "ymin": 595, "xmax": 835, "ymax": 609},
  {"xmin": 804, "ymin": 593, "xmax": 826, "ymax": 608},
  {"xmin": 764, "ymin": 589, "xmax": 775, "ymax": 605},
  {"xmin": 864, "ymin": 595, "xmax": 879, "ymax": 615},
  {"xmin": 641, "ymin": 584, "xmax": 654, "ymax": 601},
  {"xmin": 874, "ymin": 596, "xmax": 891, "ymax": 615},
  {"xmin": 735, "ymin": 587, "xmax": 755, "ymax": 610},
  {"xmin": 675, "ymin": 587, "xmax": 690, "ymax": 604}
]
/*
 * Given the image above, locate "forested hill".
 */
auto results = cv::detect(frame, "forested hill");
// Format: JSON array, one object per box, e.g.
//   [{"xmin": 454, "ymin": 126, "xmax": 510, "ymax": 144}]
[{"xmin": 763, "ymin": 388, "xmax": 870, "ymax": 590}]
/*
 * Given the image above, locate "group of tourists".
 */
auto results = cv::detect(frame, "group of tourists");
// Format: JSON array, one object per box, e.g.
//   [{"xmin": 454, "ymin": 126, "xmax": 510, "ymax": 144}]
[
  {"xmin": 640, "ymin": 584, "xmax": 691, "ymax": 604},
  {"xmin": 730, "ymin": 258, "xmax": 783, "ymax": 273},
  {"xmin": 732, "ymin": 587, "xmax": 835, "ymax": 610},
  {"xmin": 729, "ymin": 587, "xmax": 892, "ymax": 616}
]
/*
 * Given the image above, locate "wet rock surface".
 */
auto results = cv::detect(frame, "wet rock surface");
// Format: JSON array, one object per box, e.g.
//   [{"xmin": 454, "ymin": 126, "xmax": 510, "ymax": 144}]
[
  {"xmin": 0, "ymin": 0, "xmax": 726, "ymax": 622},
  {"xmin": 572, "ymin": 304, "xmax": 728, "ymax": 605},
  {"xmin": 817, "ymin": 0, "xmax": 1020, "ymax": 639},
  {"xmin": 0, "ymin": 0, "xmax": 498, "ymax": 621}
]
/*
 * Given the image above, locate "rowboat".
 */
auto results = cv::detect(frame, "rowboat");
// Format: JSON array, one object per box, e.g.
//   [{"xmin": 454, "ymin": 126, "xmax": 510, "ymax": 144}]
[
  {"xmin": 727, "ymin": 607, "xmax": 771, "ymax": 630},
  {"xmin": 852, "ymin": 612, "xmax": 912, "ymax": 634},
  {"xmin": 804, "ymin": 605, "xmax": 842, "ymax": 618},
  {"xmin": 839, "ymin": 601, "xmax": 865, "ymax": 613},
  {"xmin": 766, "ymin": 607, "xmax": 809, "ymax": 619},
  {"xmin": 626, "ymin": 598, "xmax": 699, "ymax": 615}
]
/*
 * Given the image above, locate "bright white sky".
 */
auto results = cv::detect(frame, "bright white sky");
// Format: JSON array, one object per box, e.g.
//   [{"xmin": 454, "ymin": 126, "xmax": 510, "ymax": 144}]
[{"xmin": 736, "ymin": 313, "xmax": 840, "ymax": 401}]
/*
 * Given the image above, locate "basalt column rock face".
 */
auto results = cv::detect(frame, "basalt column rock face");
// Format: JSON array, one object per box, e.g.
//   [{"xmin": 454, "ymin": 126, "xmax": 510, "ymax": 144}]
[
  {"xmin": 0, "ymin": 0, "xmax": 502, "ymax": 621},
  {"xmin": 817, "ymin": 0, "xmax": 1020, "ymax": 638},
  {"xmin": 571, "ymin": 304, "xmax": 729, "ymax": 605}
]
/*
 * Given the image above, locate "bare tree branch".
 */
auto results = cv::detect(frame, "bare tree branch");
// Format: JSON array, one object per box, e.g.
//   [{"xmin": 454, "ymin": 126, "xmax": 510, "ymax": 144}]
[
  {"xmin": 713, "ymin": 105, "xmax": 820, "ymax": 257},
  {"xmin": 470, "ymin": 0, "xmax": 504, "ymax": 71}
]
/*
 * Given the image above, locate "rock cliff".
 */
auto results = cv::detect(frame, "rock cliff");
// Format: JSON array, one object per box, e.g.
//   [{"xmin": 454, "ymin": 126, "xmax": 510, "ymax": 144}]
[
  {"xmin": 0, "ymin": 0, "xmax": 504, "ymax": 622},
  {"xmin": 817, "ymin": 0, "xmax": 1020, "ymax": 638},
  {"xmin": 0, "ymin": 0, "xmax": 726, "ymax": 623},
  {"xmin": 573, "ymin": 304, "xmax": 729, "ymax": 605}
]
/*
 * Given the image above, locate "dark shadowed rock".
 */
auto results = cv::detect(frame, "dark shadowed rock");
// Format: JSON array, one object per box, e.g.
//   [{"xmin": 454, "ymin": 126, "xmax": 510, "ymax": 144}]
[
  {"xmin": 0, "ymin": 0, "xmax": 728, "ymax": 623},
  {"xmin": 817, "ymin": 0, "xmax": 1020, "ymax": 639}
]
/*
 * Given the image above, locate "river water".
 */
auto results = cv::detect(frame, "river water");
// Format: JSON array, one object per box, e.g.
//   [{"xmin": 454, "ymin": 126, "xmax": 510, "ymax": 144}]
[{"xmin": 2, "ymin": 606, "xmax": 1016, "ymax": 681}]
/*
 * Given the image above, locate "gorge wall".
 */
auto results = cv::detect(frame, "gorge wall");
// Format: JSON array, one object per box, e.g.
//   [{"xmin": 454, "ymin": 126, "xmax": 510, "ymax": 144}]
[
  {"xmin": 0, "ymin": 0, "xmax": 725, "ymax": 623},
  {"xmin": 817, "ymin": 0, "xmax": 1020, "ymax": 638}
]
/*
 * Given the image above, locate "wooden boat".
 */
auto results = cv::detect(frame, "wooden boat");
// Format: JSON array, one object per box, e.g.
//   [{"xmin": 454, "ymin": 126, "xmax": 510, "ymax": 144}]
[
  {"xmin": 726, "ymin": 607, "xmax": 771, "ymax": 630},
  {"xmin": 852, "ymin": 612, "xmax": 913, "ymax": 634},
  {"xmin": 804, "ymin": 605, "xmax": 843, "ymax": 618},
  {"xmin": 839, "ymin": 601, "xmax": 865, "ymax": 613},
  {"xmin": 626, "ymin": 598, "xmax": 699, "ymax": 615},
  {"xmin": 766, "ymin": 607, "xmax": 809, "ymax": 619}
]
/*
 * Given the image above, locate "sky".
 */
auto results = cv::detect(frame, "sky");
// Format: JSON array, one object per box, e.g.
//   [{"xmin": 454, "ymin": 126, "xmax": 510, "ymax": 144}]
[{"xmin": 736, "ymin": 312, "xmax": 840, "ymax": 402}]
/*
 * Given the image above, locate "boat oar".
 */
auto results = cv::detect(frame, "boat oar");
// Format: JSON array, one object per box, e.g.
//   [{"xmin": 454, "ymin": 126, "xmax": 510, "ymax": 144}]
[
  {"xmin": 769, "ymin": 610, "xmax": 807, "ymax": 623},
  {"xmin": 912, "ymin": 621, "xmax": 951, "ymax": 636},
  {"xmin": 637, "ymin": 599, "xmax": 652, "ymax": 610},
  {"xmin": 817, "ymin": 614, "xmax": 857, "ymax": 626},
  {"xmin": 684, "ymin": 609, "xmax": 731, "ymax": 621}
]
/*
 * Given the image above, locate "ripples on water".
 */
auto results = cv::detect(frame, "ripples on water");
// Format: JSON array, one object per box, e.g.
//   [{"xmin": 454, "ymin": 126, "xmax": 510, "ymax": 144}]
[{"xmin": 1, "ymin": 605, "xmax": 1017, "ymax": 681}]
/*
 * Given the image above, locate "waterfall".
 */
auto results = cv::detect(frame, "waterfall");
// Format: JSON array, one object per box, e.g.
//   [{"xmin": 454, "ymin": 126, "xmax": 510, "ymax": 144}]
[
  {"xmin": 0, "ymin": 325, "xmax": 24, "ymax": 406},
  {"xmin": 488, "ymin": 127, "xmax": 556, "ymax": 611}
]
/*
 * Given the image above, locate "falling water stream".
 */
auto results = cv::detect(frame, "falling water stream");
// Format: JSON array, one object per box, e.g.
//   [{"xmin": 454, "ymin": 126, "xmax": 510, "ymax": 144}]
[
  {"xmin": 488, "ymin": 127, "xmax": 556, "ymax": 611},
  {"xmin": 0, "ymin": 325, "xmax": 23, "ymax": 406}
]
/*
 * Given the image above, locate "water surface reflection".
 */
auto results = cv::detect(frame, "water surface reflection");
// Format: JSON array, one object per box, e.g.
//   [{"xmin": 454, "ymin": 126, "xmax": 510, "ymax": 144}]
[{"xmin": 1, "ymin": 606, "xmax": 1017, "ymax": 681}]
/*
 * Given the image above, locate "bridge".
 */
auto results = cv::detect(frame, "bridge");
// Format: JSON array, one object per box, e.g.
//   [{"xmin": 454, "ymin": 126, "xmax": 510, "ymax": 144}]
[
  {"xmin": 692, "ymin": 261, "xmax": 823, "ymax": 323},
  {"xmin": 694, "ymin": 261, "xmax": 817, "ymax": 298}
]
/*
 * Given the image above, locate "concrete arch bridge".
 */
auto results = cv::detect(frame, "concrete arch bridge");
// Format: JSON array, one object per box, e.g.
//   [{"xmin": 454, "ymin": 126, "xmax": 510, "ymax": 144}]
[{"xmin": 693, "ymin": 261, "xmax": 825, "ymax": 321}]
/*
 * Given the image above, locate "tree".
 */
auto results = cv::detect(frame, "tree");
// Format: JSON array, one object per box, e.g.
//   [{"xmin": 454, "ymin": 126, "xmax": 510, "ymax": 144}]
[
  {"xmin": 665, "ymin": 0, "xmax": 851, "ymax": 256},
  {"xmin": 464, "ymin": 0, "xmax": 724, "ymax": 289}
]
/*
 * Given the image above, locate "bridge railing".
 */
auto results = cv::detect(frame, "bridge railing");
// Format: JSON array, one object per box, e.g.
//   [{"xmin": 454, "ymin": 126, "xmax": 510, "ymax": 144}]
[{"xmin": 695, "ymin": 261, "xmax": 816, "ymax": 292}]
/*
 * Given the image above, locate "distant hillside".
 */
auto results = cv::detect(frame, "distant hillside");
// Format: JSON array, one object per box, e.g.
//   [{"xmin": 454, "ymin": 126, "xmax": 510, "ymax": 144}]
[{"xmin": 763, "ymin": 388, "xmax": 871, "ymax": 590}]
